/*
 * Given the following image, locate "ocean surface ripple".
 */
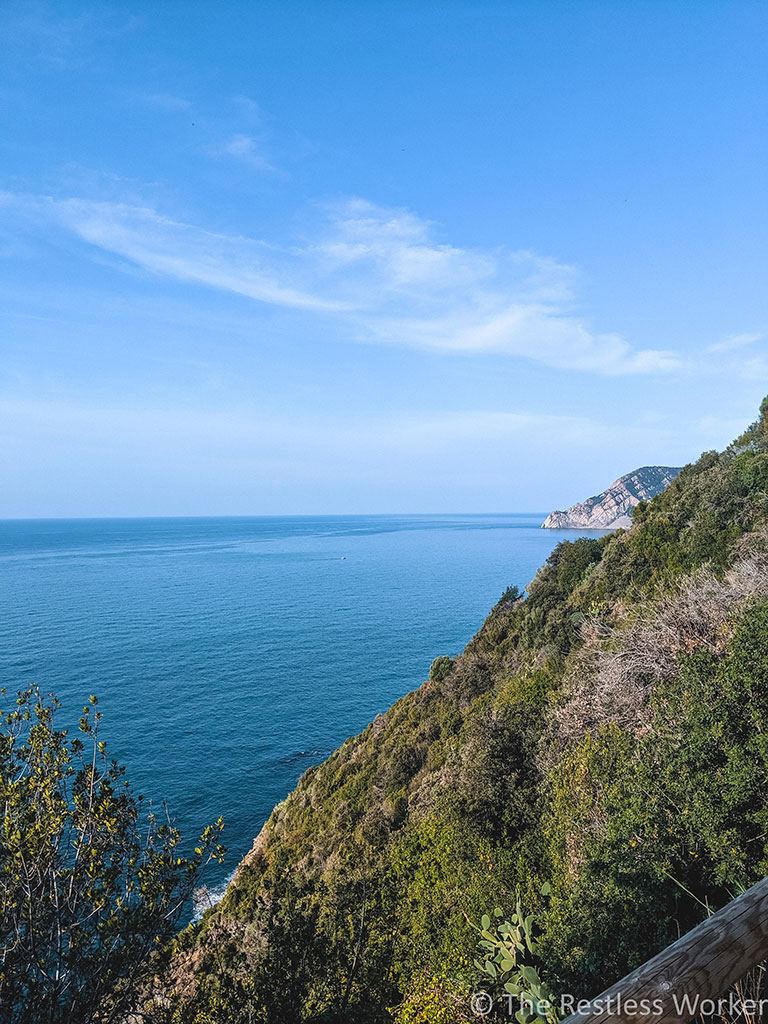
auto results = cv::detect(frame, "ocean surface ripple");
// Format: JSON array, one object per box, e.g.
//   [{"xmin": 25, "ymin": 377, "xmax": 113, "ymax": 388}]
[{"xmin": 0, "ymin": 514, "xmax": 600, "ymax": 892}]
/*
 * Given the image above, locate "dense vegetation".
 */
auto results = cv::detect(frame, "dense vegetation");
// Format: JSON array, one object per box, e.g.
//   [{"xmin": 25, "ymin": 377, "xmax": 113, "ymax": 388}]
[
  {"xmin": 150, "ymin": 398, "xmax": 768, "ymax": 1023},
  {"xmin": 0, "ymin": 690, "xmax": 225, "ymax": 1024}
]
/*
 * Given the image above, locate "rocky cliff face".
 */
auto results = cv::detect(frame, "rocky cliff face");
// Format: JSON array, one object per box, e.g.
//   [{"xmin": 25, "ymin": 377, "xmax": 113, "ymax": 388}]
[{"xmin": 542, "ymin": 465, "xmax": 682, "ymax": 530}]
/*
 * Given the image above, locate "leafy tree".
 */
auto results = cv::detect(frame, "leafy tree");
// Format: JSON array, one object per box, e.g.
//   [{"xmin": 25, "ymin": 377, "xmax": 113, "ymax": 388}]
[
  {"xmin": 0, "ymin": 687, "xmax": 225, "ymax": 1024},
  {"xmin": 428, "ymin": 656, "xmax": 453, "ymax": 684},
  {"xmin": 495, "ymin": 585, "xmax": 522, "ymax": 609}
]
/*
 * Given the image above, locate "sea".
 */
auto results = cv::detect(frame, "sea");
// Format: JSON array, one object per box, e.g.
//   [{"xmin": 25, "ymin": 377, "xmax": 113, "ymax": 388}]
[{"xmin": 0, "ymin": 514, "xmax": 598, "ymax": 900}]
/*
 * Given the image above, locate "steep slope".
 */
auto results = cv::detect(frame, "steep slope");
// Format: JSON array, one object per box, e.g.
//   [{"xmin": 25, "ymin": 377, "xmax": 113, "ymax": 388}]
[
  {"xmin": 157, "ymin": 400, "xmax": 768, "ymax": 1024},
  {"xmin": 542, "ymin": 465, "xmax": 681, "ymax": 529}
]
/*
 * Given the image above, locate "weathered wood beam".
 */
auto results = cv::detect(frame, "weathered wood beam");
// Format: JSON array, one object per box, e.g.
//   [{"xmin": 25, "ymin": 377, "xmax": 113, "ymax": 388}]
[{"xmin": 560, "ymin": 876, "xmax": 768, "ymax": 1024}]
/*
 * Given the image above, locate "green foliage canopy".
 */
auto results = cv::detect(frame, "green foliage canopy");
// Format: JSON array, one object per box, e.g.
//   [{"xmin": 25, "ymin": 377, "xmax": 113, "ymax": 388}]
[{"xmin": 0, "ymin": 688, "xmax": 225, "ymax": 1024}]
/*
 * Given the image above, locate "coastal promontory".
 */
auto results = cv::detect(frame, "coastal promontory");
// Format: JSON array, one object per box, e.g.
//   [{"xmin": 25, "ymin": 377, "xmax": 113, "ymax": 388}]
[{"xmin": 542, "ymin": 465, "xmax": 682, "ymax": 530}]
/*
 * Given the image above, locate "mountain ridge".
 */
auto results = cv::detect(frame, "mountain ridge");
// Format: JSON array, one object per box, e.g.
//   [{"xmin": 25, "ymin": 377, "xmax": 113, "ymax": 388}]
[{"xmin": 541, "ymin": 464, "xmax": 682, "ymax": 530}]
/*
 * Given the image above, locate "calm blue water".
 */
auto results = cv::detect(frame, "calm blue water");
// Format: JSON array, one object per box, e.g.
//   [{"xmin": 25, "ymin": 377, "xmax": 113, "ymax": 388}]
[{"xmin": 0, "ymin": 515, "xmax": 596, "ymax": 895}]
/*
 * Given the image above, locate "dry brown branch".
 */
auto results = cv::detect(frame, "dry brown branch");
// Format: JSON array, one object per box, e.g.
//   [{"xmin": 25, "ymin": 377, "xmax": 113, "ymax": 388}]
[{"xmin": 548, "ymin": 554, "xmax": 768, "ymax": 752}]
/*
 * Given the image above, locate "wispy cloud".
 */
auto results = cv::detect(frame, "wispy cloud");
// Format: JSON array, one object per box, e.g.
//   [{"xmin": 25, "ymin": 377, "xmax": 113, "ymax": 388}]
[
  {"xmin": 209, "ymin": 133, "xmax": 276, "ymax": 172},
  {"xmin": 3, "ymin": 192, "xmax": 679, "ymax": 374},
  {"xmin": 2, "ymin": 4, "xmax": 141, "ymax": 70},
  {"xmin": 202, "ymin": 95, "xmax": 278, "ymax": 172},
  {"xmin": 40, "ymin": 197, "xmax": 345, "ymax": 312},
  {"xmin": 708, "ymin": 331, "xmax": 764, "ymax": 353},
  {"xmin": 136, "ymin": 92, "xmax": 192, "ymax": 111}
]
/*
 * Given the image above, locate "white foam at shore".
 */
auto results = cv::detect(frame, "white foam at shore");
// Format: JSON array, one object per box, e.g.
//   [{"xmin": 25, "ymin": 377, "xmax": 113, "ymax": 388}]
[{"xmin": 192, "ymin": 871, "xmax": 235, "ymax": 921}]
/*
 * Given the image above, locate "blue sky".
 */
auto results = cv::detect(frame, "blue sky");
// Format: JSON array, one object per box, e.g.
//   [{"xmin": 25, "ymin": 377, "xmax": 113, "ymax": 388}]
[{"xmin": 1, "ymin": 0, "xmax": 767, "ymax": 516}]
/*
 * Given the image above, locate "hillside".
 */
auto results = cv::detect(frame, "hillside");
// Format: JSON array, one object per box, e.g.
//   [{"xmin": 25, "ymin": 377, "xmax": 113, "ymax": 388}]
[
  {"xmin": 541, "ymin": 465, "xmax": 682, "ymax": 530},
  {"xmin": 155, "ymin": 399, "xmax": 768, "ymax": 1023}
]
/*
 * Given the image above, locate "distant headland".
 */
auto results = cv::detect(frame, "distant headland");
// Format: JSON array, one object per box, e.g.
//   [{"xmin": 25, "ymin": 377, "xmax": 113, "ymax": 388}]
[{"xmin": 542, "ymin": 465, "xmax": 682, "ymax": 530}]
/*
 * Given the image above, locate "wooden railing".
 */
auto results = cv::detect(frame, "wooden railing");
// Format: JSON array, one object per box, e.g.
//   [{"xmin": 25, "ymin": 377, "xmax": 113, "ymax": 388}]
[{"xmin": 560, "ymin": 876, "xmax": 768, "ymax": 1024}]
